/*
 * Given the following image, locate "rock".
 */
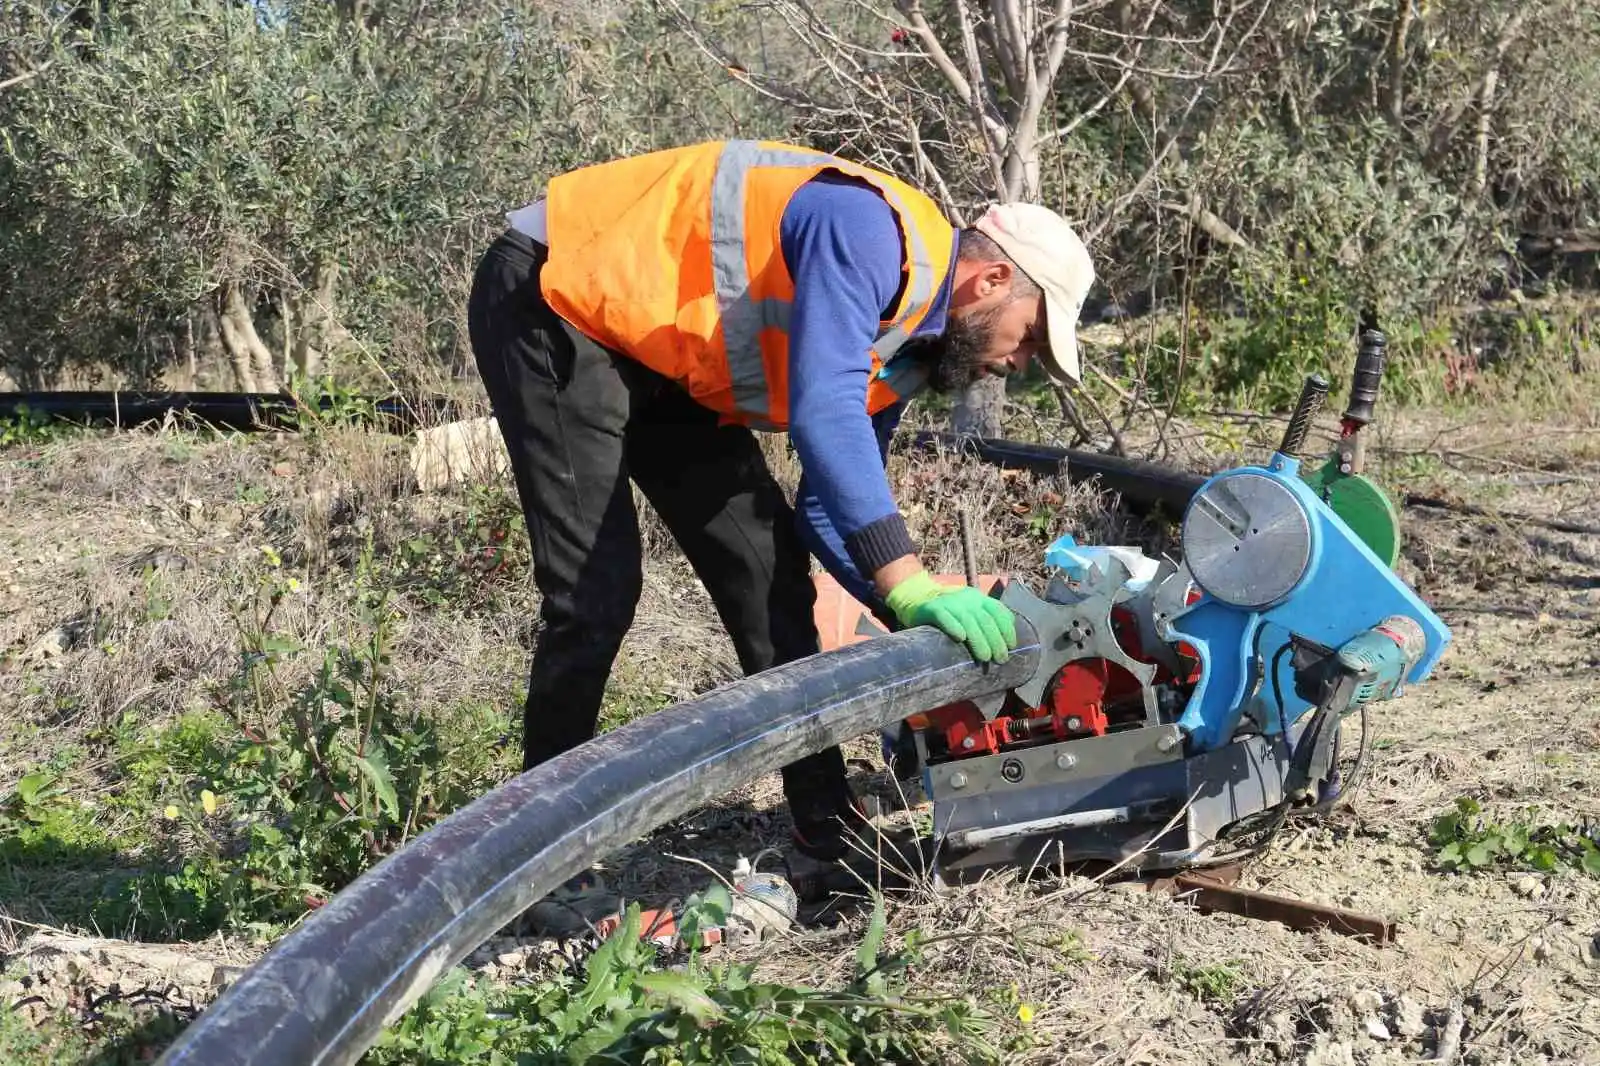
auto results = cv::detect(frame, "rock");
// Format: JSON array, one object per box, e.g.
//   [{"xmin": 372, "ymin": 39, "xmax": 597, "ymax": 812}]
[
  {"xmin": 1391, "ymin": 995, "xmax": 1427, "ymax": 1039},
  {"xmin": 1364, "ymin": 1016, "xmax": 1392, "ymax": 1041},
  {"xmin": 495, "ymin": 949, "xmax": 529, "ymax": 970},
  {"xmin": 1515, "ymin": 874, "xmax": 1545, "ymax": 898},
  {"xmin": 1532, "ymin": 937, "xmax": 1552, "ymax": 962},
  {"xmin": 1348, "ymin": 989, "xmax": 1384, "ymax": 1016},
  {"xmin": 409, "ymin": 417, "xmax": 509, "ymax": 492},
  {"xmin": 1305, "ymin": 1036, "xmax": 1356, "ymax": 1066},
  {"xmin": 22, "ymin": 626, "xmax": 69, "ymax": 661},
  {"xmin": 1258, "ymin": 1010, "xmax": 1296, "ymax": 1054},
  {"xmin": 1582, "ymin": 933, "xmax": 1600, "ymax": 970}
]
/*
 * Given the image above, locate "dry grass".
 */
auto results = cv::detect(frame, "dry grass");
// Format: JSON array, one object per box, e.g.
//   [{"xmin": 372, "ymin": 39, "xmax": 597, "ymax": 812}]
[{"xmin": 3, "ymin": 398, "xmax": 1600, "ymax": 1064}]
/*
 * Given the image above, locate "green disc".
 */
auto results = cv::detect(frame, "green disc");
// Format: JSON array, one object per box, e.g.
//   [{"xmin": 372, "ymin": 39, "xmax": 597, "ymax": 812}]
[{"xmin": 1300, "ymin": 457, "xmax": 1402, "ymax": 568}]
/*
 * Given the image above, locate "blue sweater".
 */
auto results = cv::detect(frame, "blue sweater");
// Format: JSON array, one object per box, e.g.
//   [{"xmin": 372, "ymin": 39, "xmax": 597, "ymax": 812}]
[{"xmin": 780, "ymin": 173, "xmax": 955, "ymax": 609}]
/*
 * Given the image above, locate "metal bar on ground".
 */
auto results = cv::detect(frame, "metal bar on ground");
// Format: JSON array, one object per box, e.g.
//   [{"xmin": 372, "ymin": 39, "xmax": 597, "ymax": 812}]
[{"xmin": 1156, "ymin": 869, "xmax": 1397, "ymax": 945}]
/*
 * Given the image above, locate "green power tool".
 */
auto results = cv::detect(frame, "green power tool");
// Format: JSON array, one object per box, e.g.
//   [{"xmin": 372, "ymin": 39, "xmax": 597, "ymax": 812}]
[{"xmin": 1299, "ymin": 317, "xmax": 1402, "ymax": 567}]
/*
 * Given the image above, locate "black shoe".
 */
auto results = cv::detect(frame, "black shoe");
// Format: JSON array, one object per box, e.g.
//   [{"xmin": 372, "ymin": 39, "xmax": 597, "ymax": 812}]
[
  {"xmin": 787, "ymin": 802, "xmax": 921, "ymax": 903},
  {"xmin": 790, "ymin": 799, "xmax": 873, "ymax": 863},
  {"xmin": 518, "ymin": 868, "xmax": 622, "ymax": 938}
]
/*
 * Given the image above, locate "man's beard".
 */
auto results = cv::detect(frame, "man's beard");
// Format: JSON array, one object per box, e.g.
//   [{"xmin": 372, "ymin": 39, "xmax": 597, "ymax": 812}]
[{"xmin": 904, "ymin": 306, "xmax": 1002, "ymax": 394}]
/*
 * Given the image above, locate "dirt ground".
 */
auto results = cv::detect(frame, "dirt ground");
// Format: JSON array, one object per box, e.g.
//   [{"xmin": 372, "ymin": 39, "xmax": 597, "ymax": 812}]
[{"xmin": 1, "ymin": 401, "xmax": 1598, "ymax": 1064}]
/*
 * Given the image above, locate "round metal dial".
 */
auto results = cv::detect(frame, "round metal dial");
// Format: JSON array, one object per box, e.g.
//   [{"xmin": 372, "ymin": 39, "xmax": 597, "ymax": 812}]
[{"xmin": 1183, "ymin": 472, "xmax": 1313, "ymax": 610}]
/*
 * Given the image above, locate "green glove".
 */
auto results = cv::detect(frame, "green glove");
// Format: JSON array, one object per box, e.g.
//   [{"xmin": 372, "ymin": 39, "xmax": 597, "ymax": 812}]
[{"xmin": 885, "ymin": 571, "xmax": 1018, "ymax": 664}]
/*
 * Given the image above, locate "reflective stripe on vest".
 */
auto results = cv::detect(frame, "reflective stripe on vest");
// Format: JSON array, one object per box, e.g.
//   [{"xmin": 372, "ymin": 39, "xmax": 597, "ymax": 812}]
[{"xmin": 708, "ymin": 141, "xmax": 940, "ymax": 422}]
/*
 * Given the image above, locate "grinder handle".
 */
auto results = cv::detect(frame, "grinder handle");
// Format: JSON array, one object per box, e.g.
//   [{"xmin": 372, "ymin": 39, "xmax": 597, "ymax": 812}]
[{"xmin": 1345, "ymin": 312, "xmax": 1387, "ymax": 428}]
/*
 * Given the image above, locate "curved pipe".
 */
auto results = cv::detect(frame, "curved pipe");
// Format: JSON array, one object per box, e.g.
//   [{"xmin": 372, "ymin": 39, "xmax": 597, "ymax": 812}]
[{"xmin": 156, "ymin": 621, "xmax": 1041, "ymax": 1066}]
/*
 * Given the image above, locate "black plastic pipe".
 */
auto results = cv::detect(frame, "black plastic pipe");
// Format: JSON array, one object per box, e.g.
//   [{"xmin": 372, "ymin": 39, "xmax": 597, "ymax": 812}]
[
  {"xmin": 0, "ymin": 390, "xmax": 459, "ymax": 432},
  {"xmin": 155, "ymin": 621, "xmax": 1041, "ymax": 1066},
  {"xmin": 910, "ymin": 430, "xmax": 1206, "ymax": 514},
  {"xmin": 1, "ymin": 391, "xmax": 1206, "ymax": 512}
]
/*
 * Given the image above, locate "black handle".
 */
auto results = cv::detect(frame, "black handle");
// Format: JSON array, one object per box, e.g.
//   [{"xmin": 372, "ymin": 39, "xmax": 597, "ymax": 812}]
[
  {"xmin": 1279, "ymin": 373, "xmax": 1330, "ymax": 457},
  {"xmin": 1345, "ymin": 316, "xmax": 1387, "ymax": 427}
]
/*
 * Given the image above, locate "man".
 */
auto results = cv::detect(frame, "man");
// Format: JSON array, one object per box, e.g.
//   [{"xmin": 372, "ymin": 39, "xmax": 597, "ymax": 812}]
[{"xmin": 467, "ymin": 139, "xmax": 1095, "ymax": 876}]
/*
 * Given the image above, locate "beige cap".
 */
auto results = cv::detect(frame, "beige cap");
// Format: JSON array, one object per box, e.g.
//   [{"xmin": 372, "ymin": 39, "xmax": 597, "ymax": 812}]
[{"xmin": 972, "ymin": 202, "xmax": 1095, "ymax": 385}]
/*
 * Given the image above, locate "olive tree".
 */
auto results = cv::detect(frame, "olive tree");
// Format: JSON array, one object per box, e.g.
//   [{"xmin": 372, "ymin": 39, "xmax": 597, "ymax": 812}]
[{"xmin": 0, "ymin": 0, "xmax": 767, "ymax": 389}]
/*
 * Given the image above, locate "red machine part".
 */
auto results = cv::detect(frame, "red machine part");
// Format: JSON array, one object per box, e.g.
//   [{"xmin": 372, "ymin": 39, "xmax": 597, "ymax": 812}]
[{"xmin": 911, "ymin": 592, "xmax": 1203, "ymax": 760}]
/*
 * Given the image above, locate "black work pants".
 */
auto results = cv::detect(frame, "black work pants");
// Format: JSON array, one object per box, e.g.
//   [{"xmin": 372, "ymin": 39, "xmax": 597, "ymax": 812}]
[{"xmin": 466, "ymin": 229, "xmax": 853, "ymax": 827}]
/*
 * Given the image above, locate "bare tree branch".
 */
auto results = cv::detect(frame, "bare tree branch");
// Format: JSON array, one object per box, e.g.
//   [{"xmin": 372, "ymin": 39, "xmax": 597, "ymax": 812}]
[{"xmin": 0, "ymin": 61, "xmax": 52, "ymax": 92}]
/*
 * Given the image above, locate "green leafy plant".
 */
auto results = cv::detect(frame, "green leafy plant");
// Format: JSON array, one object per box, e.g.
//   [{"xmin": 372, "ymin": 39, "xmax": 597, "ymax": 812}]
[
  {"xmin": 1429, "ymin": 796, "xmax": 1600, "ymax": 877},
  {"xmin": 82, "ymin": 537, "xmax": 512, "ymax": 939},
  {"xmin": 388, "ymin": 485, "xmax": 527, "ymax": 610},
  {"xmin": 371, "ymin": 899, "xmax": 1000, "ymax": 1065},
  {"xmin": 0, "ymin": 405, "xmax": 76, "ymax": 448},
  {"xmin": 1169, "ymin": 958, "xmax": 1244, "ymax": 1003}
]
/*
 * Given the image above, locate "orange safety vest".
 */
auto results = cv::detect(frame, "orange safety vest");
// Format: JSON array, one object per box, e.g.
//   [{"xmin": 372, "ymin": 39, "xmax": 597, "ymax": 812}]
[{"xmin": 538, "ymin": 140, "xmax": 957, "ymax": 429}]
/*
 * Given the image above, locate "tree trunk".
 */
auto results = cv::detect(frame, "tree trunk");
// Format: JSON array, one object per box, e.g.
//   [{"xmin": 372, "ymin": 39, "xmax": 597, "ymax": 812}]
[
  {"xmin": 1472, "ymin": 67, "xmax": 1499, "ymax": 199},
  {"xmin": 216, "ymin": 291, "xmax": 256, "ymax": 392},
  {"xmin": 217, "ymin": 280, "xmax": 280, "ymax": 393},
  {"xmin": 171, "ymin": 310, "xmax": 197, "ymax": 390},
  {"xmin": 1382, "ymin": 0, "xmax": 1416, "ymax": 125},
  {"xmin": 953, "ymin": 375, "xmax": 1006, "ymax": 439},
  {"xmin": 292, "ymin": 260, "xmax": 339, "ymax": 381}
]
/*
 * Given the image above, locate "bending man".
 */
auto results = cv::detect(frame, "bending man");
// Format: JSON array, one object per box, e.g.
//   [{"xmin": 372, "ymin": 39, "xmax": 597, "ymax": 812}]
[{"xmin": 467, "ymin": 139, "xmax": 1095, "ymax": 872}]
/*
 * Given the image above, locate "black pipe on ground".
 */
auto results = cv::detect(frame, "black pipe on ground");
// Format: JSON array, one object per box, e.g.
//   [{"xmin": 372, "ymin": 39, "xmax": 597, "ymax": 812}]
[
  {"xmin": 0, "ymin": 390, "xmax": 459, "ymax": 432},
  {"xmin": 2, "ymin": 390, "xmax": 1207, "ymax": 512},
  {"xmin": 155, "ymin": 622, "xmax": 1041, "ymax": 1066},
  {"xmin": 910, "ymin": 430, "xmax": 1206, "ymax": 515}
]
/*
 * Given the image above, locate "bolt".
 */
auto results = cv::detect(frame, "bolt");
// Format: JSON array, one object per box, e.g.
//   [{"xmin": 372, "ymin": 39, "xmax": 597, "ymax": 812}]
[
  {"xmin": 1055, "ymin": 751, "xmax": 1077, "ymax": 770},
  {"xmin": 1066, "ymin": 716, "xmax": 1082, "ymax": 732},
  {"xmin": 1157, "ymin": 734, "xmax": 1181, "ymax": 753},
  {"xmin": 949, "ymin": 772, "xmax": 968, "ymax": 789},
  {"xmin": 961, "ymin": 736, "xmax": 976, "ymax": 750},
  {"xmin": 1340, "ymin": 462, "xmax": 1353, "ymax": 474},
  {"xmin": 1001, "ymin": 758, "xmax": 1025, "ymax": 783}
]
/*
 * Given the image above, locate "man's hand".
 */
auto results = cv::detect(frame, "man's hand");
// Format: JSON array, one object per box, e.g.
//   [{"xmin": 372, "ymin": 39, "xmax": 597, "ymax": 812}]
[{"xmin": 884, "ymin": 570, "xmax": 1018, "ymax": 664}]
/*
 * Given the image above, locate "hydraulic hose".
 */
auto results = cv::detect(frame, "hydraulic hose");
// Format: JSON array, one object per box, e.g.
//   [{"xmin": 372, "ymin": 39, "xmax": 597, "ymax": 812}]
[{"xmin": 156, "ymin": 621, "xmax": 1041, "ymax": 1066}]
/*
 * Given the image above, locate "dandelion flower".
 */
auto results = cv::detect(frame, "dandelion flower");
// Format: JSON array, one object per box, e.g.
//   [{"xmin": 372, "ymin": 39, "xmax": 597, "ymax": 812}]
[
  {"xmin": 163, "ymin": 804, "xmax": 179, "ymax": 820},
  {"xmin": 201, "ymin": 789, "xmax": 218, "ymax": 815},
  {"xmin": 1018, "ymin": 1003, "xmax": 1036, "ymax": 1025}
]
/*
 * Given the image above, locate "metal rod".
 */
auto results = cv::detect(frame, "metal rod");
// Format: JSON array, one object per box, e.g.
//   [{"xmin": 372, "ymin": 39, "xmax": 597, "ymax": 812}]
[
  {"xmin": 1159, "ymin": 870, "xmax": 1397, "ymax": 945},
  {"xmin": 956, "ymin": 506, "xmax": 979, "ymax": 588}
]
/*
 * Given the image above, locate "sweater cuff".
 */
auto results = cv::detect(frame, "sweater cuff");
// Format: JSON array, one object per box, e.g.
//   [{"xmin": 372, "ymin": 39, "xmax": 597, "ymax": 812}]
[{"xmin": 843, "ymin": 513, "xmax": 917, "ymax": 578}]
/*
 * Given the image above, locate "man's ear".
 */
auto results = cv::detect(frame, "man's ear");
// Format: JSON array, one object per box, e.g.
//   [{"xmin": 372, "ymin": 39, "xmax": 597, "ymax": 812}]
[{"xmin": 973, "ymin": 260, "xmax": 1014, "ymax": 299}]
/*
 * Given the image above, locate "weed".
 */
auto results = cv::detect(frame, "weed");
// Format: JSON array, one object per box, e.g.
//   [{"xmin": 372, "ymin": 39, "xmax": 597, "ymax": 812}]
[
  {"xmin": 287, "ymin": 371, "xmax": 379, "ymax": 433},
  {"xmin": 0, "ymin": 993, "xmax": 191, "ymax": 1065},
  {"xmin": 387, "ymin": 484, "xmax": 527, "ymax": 610},
  {"xmin": 1169, "ymin": 958, "xmax": 1244, "ymax": 1003},
  {"xmin": 3, "ymin": 536, "xmax": 515, "ymax": 940},
  {"xmin": 370, "ymin": 898, "xmax": 1001, "ymax": 1065},
  {"xmin": 1429, "ymin": 796, "xmax": 1600, "ymax": 877},
  {"xmin": 0, "ymin": 405, "xmax": 79, "ymax": 448}
]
